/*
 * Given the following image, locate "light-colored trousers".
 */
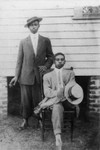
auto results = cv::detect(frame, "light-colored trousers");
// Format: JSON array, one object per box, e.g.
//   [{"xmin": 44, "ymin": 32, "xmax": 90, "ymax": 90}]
[
  {"xmin": 39, "ymin": 97, "xmax": 72, "ymax": 135},
  {"xmin": 52, "ymin": 103, "xmax": 64, "ymax": 135},
  {"xmin": 39, "ymin": 97, "xmax": 64, "ymax": 135},
  {"xmin": 39, "ymin": 97, "xmax": 77, "ymax": 136}
]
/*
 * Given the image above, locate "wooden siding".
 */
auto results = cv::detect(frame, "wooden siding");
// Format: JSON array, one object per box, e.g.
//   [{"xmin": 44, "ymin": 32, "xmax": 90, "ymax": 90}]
[{"xmin": 0, "ymin": 1, "xmax": 100, "ymax": 76}]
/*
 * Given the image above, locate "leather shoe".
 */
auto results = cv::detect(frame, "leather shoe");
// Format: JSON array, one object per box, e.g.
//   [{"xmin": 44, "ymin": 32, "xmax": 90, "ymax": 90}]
[
  {"xmin": 55, "ymin": 134, "xmax": 62, "ymax": 150},
  {"xmin": 56, "ymin": 145, "xmax": 62, "ymax": 150},
  {"xmin": 18, "ymin": 120, "xmax": 28, "ymax": 131}
]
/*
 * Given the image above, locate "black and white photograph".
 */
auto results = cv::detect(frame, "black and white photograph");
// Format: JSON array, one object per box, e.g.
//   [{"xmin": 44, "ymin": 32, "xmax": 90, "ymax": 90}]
[{"xmin": 0, "ymin": 0, "xmax": 100, "ymax": 150}]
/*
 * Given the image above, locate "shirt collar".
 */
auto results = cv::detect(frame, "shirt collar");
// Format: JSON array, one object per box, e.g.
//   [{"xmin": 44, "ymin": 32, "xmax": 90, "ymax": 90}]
[
  {"xmin": 54, "ymin": 67, "xmax": 63, "ymax": 73},
  {"xmin": 30, "ymin": 32, "xmax": 39, "ymax": 39}
]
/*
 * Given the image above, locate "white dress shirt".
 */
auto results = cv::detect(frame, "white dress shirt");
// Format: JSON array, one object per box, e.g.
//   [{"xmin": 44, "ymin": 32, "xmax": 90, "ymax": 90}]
[
  {"xmin": 55, "ymin": 67, "xmax": 63, "ymax": 90},
  {"xmin": 30, "ymin": 32, "xmax": 39, "ymax": 55}
]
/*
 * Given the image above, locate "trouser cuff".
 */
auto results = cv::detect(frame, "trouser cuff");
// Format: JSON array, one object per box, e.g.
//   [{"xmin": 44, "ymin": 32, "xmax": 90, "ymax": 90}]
[{"xmin": 54, "ymin": 129, "xmax": 61, "ymax": 136}]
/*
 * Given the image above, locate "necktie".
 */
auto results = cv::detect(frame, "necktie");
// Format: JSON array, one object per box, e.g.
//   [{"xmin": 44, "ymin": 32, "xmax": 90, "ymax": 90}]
[
  {"xmin": 58, "ymin": 70, "xmax": 63, "ymax": 89},
  {"xmin": 33, "ymin": 37, "xmax": 37, "ymax": 54}
]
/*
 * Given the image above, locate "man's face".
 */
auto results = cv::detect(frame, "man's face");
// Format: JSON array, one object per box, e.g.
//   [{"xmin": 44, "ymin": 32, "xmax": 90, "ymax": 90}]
[
  {"xmin": 55, "ymin": 55, "xmax": 65, "ymax": 69},
  {"xmin": 28, "ymin": 20, "xmax": 40, "ymax": 34}
]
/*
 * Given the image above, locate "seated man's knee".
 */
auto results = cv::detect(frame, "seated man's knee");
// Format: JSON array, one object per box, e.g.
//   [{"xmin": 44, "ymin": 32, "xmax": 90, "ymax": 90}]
[{"xmin": 52, "ymin": 103, "xmax": 64, "ymax": 114}]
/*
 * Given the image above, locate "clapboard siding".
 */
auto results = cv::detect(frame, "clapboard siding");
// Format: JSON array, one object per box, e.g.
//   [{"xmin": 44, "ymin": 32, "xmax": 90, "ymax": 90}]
[
  {"xmin": 1, "ymin": 31, "xmax": 100, "ymax": 39},
  {"xmin": 1, "ymin": 68, "xmax": 100, "ymax": 77},
  {"xmin": 1, "ymin": 18, "xmax": 100, "ymax": 25},
  {"xmin": 0, "ymin": 1, "xmax": 100, "ymax": 76},
  {"xmin": 0, "ymin": 9, "xmax": 73, "ymax": 18},
  {"xmin": 0, "ymin": 24, "xmax": 100, "ymax": 32},
  {"xmin": 0, "ymin": 2, "xmax": 74, "ymax": 10},
  {"xmin": 0, "ymin": 39, "xmax": 100, "ymax": 47},
  {"xmin": 0, "ymin": 61, "xmax": 99, "ymax": 69},
  {"xmin": 0, "ymin": 46, "xmax": 99, "ymax": 55},
  {"xmin": 0, "ymin": 54, "xmax": 99, "ymax": 61}
]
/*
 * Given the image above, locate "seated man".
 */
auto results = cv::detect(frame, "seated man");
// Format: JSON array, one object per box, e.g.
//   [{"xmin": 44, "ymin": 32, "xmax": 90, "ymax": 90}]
[{"xmin": 34, "ymin": 52, "xmax": 83, "ymax": 150}]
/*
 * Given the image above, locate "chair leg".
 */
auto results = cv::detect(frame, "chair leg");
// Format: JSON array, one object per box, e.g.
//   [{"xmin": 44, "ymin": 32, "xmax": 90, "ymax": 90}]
[
  {"xmin": 40, "ymin": 111, "xmax": 45, "ymax": 141},
  {"xmin": 70, "ymin": 113, "xmax": 74, "ymax": 142}
]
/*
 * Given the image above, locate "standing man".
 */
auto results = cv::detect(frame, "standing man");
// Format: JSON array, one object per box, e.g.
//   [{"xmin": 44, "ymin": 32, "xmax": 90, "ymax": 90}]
[{"xmin": 9, "ymin": 16, "xmax": 54, "ymax": 130}]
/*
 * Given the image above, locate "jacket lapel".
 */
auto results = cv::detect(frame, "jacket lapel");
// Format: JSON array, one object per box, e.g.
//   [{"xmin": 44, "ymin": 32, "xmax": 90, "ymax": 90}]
[
  {"xmin": 62, "ymin": 68, "xmax": 69, "ymax": 86},
  {"xmin": 36, "ymin": 35, "xmax": 44, "ymax": 57},
  {"xmin": 51, "ymin": 69, "xmax": 66, "ymax": 89},
  {"xmin": 27, "ymin": 36, "xmax": 35, "ymax": 57},
  {"xmin": 52, "ymin": 70, "xmax": 58, "ymax": 90}
]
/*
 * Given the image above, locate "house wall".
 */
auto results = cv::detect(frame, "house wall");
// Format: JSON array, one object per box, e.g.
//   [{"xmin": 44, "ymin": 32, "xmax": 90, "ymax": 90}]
[
  {"xmin": 0, "ymin": 1, "xmax": 100, "ymax": 116},
  {"xmin": 0, "ymin": 1, "xmax": 100, "ymax": 76}
]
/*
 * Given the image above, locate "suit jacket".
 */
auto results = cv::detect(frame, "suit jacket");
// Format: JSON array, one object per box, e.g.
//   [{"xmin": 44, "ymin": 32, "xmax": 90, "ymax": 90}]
[
  {"xmin": 15, "ymin": 35, "xmax": 54, "ymax": 85},
  {"xmin": 43, "ymin": 68, "xmax": 75, "ymax": 99},
  {"xmin": 40, "ymin": 68, "xmax": 79, "ymax": 116}
]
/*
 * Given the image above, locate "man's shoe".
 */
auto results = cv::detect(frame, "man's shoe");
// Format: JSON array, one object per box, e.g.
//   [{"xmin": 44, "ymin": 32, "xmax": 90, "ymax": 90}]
[
  {"xmin": 55, "ymin": 134, "xmax": 62, "ymax": 150},
  {"xmin": 56, "ymin": 145, "xmax": 62, "ymax": 150},
  {"xmin": 18, "ymin": 120, "xmax": 28, "ymax": 131}
]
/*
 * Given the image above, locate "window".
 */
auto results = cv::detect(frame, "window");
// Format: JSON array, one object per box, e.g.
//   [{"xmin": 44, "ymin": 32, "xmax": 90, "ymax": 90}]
[{"xmin": 73, "ymin": 6, "xmax": 100, "ymax": 20}]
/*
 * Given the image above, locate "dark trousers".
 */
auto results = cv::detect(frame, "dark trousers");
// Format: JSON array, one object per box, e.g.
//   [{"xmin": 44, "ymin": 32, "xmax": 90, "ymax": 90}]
[
  {"xmin": 20, "ymin": 79, "xmax": 42, "ymax": 119},
  {"xmin": 62, "ymin": 100, "xmax": 75, "ymax": 111}
]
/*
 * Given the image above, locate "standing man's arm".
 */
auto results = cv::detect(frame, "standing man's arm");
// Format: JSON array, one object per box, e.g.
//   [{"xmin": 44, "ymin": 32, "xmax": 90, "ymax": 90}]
[
  {"xmin": 9, "ymin": 41, "xmax": 23, "ymax": 87},
  {"xmin": 39, "ymin": 38, "xmax": 54, "ymax": 74},
  {"xmin": 45, "ymin": 38, "xmax": 54, "ymax": 69},
  {"xmin": 15, "ymin": 40, "xmax": 23, "ymax": 79}
]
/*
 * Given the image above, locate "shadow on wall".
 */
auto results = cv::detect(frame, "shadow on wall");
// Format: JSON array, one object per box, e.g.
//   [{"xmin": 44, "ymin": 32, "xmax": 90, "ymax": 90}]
[{"xmin": 7, "ymin": 76, "xmax": 90, "ymax": 119}]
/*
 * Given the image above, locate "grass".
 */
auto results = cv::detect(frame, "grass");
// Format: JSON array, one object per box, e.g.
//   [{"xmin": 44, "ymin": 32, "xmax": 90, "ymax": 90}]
[{"xmin": 0, "ymin": 113, "xmax": 99, "ymax": 150}]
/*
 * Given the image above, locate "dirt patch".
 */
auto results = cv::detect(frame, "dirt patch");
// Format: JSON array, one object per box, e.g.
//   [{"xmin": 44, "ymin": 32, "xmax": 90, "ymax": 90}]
[{"xmin": 0, "ymin": 114, "xmax": 99, "ymax": 150}]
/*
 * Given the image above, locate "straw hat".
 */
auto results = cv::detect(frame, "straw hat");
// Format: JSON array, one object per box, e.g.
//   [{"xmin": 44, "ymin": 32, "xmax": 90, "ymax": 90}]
[
  {"xmin": 24, "ymin": 16, "xmax": 42, "ymax": 27},
  {"xmin": 64, "ymin": 81, "xmax": 84, "ymax": 105}
]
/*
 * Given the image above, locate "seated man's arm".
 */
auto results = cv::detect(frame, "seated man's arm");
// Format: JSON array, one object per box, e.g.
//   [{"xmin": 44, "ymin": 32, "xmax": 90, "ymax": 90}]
[
  {"xmin": 43, "ymin": 74, "xmax": 57, "ymax": 98},
  {"xmin": 68, "ymin": 70, "xmax": 76, "ymax": 83}
]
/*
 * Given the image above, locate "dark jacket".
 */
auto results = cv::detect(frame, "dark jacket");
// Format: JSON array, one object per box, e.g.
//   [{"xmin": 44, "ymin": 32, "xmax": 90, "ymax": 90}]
[{"xmin": 15, "ymin": 35, "xmax": 54, "ymax": 85}]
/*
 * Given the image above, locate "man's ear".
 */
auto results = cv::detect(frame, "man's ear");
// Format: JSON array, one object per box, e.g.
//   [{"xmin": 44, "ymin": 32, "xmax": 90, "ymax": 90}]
[
  {"xmin": 53, "ymin": 56, "xmax": 55, "ymax": 64},
  {"xmin": 53, "ymin": 60, "xmax": 55, "ymax": 65}
]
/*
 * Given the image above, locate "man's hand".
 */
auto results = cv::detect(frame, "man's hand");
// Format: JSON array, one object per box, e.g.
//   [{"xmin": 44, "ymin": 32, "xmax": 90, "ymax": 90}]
[
  {"xmin": 57, "ymin": 88, "xmax": 64, "ymax": 99},
  {"xmin": 39, "ymin": 66, "xmax": 47, "ymax": 75},
  {"xmin": 9, "ymin": 77, "xmax": 18, "ymax": 87}
]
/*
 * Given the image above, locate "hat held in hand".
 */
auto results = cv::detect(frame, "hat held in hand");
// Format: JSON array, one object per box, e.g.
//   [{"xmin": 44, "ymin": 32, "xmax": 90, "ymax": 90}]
[
  {"xmin": 25, "ymin": 16, "xmax": 42, "ymax": 27},
  {"xmin": 64, "ymin": 81, "xmax": 84, "ymax": 105}
]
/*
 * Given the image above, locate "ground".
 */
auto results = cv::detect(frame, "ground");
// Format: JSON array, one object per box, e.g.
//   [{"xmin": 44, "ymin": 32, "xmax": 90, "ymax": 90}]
[{"xmin": 0, "ymin": 113, "xmax": 99, "ymax": 150}]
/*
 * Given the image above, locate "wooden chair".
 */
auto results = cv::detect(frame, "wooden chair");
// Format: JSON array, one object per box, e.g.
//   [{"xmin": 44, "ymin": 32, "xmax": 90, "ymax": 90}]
[{"xmin": 39, "ymin": 106, "xmax": 76, "ymax": 142}]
